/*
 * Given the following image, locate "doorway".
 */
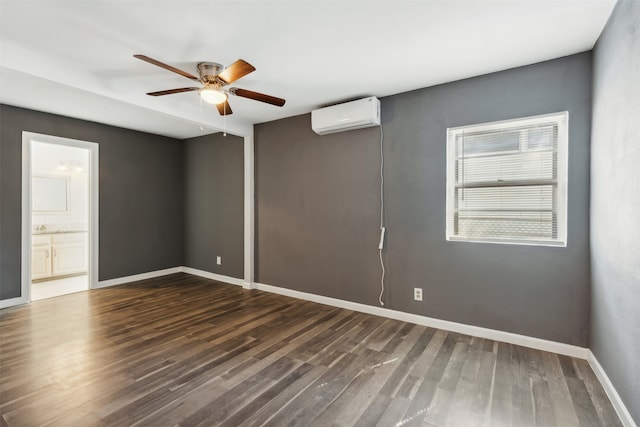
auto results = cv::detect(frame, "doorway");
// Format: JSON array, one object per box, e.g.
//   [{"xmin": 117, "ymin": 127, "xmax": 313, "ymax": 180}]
[{"xmin": 21, "ymin": 132, "xmax": 99, "ymax": 303}]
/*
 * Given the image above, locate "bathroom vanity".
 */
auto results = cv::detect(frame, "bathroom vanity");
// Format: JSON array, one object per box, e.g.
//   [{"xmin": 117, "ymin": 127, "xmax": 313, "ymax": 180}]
[{"xmin": 32, "ymin": 231, "xmax": 88, "ymax": 281}]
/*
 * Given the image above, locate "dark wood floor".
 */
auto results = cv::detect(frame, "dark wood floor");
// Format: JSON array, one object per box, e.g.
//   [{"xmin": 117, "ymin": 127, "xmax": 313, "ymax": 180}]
[{"xmin": 0, "ymin": 273, "xmax": 621, "ymax": 427}]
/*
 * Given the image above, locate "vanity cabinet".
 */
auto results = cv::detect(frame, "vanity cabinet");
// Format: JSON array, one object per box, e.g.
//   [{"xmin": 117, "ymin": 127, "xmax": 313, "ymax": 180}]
[
  {"xmin": 52, "ymin": 233, "xmax": 88, "ymax": 276},
  {"xmin": 31, "ymin": 232, "xmax": 87, "ymax": 280},
  {"xmin": 31, "ymin": 239, "xmax": 52, "ymax": 280}
]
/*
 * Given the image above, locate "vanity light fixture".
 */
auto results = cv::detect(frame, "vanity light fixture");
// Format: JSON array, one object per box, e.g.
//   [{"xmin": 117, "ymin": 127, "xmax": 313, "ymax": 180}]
[{"xmin": 55, "ymin": 161, "xmax": 84, "ymax": 173}]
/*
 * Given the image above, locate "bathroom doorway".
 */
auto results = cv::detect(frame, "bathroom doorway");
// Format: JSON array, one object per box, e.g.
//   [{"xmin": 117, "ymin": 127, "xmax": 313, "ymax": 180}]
[{"xmin": 21, "ymin": 133, "xmax": 99, "ymax": 303}]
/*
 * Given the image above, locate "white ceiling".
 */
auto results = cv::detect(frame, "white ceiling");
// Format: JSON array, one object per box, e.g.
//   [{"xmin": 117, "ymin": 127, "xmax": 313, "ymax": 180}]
[{"xmin": 0, "ymin": 0, "xmax": 616, "ymax": 139}]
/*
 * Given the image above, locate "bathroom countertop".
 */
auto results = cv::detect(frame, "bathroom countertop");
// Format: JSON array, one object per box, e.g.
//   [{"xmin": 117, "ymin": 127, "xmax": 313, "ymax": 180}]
[
  {"xmin": 32, "ymin": 229, "xmax": 88, "ymax": 235},
  {"xmin": 32, "ymin": 224, "xmax": 88, "ymax": 235}
]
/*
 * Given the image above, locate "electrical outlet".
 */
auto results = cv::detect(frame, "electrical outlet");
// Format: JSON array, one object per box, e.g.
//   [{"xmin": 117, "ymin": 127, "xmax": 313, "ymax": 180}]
[
  {"xmin": 216, "ymin": 256, "xmax": 222, "ymax": 265},
  {"xmin": 414, "ymin": 288, "xmax": 423, "ymax": 301}
]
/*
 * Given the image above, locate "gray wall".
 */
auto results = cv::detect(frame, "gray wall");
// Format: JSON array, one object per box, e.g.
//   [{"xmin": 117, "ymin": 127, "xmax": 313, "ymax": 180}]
[
  {"xmin": 183, "ymin": 133, "xmax": 244, "ymax": 278},
  {"xmin": 255, "ymin": 52, "xmax": 593, "ymax": 346},
  {"xmin": 0, "ymin": 105, "xmax": 184, "ymax": 299},
  {"xmin": 256, "ymin": 118, "xmax": 382, "ymax": 304},
  {"xmin": 590, "ymin": 1, "xmax": 640, "ymax": 424}
]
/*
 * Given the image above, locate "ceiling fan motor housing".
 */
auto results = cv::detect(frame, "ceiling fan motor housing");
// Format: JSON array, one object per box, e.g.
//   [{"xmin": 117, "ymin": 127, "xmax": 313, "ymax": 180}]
[{"xmin": 197, "ymin": 62, "xmax": 225, "ymax": 84}]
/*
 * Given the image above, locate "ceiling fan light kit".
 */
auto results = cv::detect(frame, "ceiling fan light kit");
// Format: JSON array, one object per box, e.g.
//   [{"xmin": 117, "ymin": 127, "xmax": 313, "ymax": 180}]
[
  {"xmin": 134, "ymin": 55, "xmax": 285, "ymax": 116},
  {"xmin": 199, "ymin": 87, "xmax": 227, "ymax": 105}
]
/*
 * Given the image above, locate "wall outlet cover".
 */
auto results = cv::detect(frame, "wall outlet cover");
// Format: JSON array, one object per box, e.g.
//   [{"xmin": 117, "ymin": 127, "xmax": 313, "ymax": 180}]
[
  {"xmin": 414, "ymin": 288, "xmax": 423, "ymax": 301},
  {"xmin": 216, "ymin": 256, "xmax": 222, "ymax": 265}
]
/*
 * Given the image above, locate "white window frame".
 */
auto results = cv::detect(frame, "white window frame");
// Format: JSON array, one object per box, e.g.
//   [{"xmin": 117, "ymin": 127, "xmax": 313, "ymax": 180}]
[{"xmin": 446, "ymin": 111, "xmax": 569, "ymax": 247}]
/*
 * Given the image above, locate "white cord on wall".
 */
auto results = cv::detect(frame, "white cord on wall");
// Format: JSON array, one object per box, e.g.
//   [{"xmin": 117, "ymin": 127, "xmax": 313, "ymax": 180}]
[{"xmin": 378, "ymin": 124, "xmax": 386, "ymax": 306}]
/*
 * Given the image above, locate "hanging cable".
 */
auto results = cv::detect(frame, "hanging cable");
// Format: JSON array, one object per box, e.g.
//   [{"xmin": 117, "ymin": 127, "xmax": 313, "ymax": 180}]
[
  {"xmin": 199, "ymin": 93, "xmax": 204, "ymax": 131},
  {"xmin": 223, "ymin": 101, "xmax": 227, "ymax": 137},
  {"xmin": 378, "ymin": 124, "xmax": 386, "ymax": 306}
]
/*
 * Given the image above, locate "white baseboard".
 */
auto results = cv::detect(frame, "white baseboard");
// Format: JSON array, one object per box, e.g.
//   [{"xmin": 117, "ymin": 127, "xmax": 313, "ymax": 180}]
[
  {"xmin": 587, "ymin": 351, "xmax": 637, "ymax": 427},
  {"xmin": 180, "ymin": 267, "xmax": 245, "ymax": 287},
  {"xmin": 94, "ymin": 266, "xmax": 245, "ymax": 290},
  {"xmin": 95, "ymin": 267, "xmax": 183, "ymax": 289},
  {"xmin": 253, "ymin": 281, "xmax": 589, "ymax": 359},
  {"xmin": 0, "ymin": 295, "xmax": 28, "ymax": 309}
]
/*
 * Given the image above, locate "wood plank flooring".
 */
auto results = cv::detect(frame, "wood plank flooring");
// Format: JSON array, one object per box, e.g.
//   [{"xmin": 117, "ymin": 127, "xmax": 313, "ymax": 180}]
[{"xmin": 0, "ymin": 273, "xmax": 622, "ymax": 426}]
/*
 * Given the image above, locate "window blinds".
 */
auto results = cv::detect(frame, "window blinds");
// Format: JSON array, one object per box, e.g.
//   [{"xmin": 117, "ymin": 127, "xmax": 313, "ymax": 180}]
[{"xmin": 447, "ymin": 113, "xmax": 568, "ymax": 246}]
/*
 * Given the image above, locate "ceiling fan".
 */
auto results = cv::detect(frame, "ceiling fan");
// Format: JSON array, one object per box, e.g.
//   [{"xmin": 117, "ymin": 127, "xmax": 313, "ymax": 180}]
[{"xmin": 134, "ymin": 54, "xmax": 286, "ymax": 116}]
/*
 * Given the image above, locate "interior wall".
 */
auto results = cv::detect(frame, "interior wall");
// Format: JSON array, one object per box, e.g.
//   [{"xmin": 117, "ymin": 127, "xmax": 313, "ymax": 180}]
[
  {"xmin": 255, "ymin": 52, "xmax": 593, "ymax": 346},
  {"xmin": 0, "ymin": 105, "xmax": 184, "ymax": 299},
  {"xmin": 256, "ymin": 117, "xmax": 382, "ymax": 304},
  {"xmin": 183, "ymin": 133, "xmax": 244, "ymax": 278},
  {"xmin": 590, "ymin": 0, "xmax": 640, "ymax": 423}
]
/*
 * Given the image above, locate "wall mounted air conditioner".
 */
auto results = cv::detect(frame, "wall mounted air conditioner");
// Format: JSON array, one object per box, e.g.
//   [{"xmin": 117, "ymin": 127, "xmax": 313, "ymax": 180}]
[{"xmin": 311, "ymin": 96, "xmax": 381, "ymax": 135}]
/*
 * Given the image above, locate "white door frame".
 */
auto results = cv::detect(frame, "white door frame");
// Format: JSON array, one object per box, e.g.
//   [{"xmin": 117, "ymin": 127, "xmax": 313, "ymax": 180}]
[
  {"xmin": 243, "ymin": 133, "xmax": 254, "ymax": 289},
  {"xmin": 11, "ymin": 132, "xmax": 99, "ymax": 307}
]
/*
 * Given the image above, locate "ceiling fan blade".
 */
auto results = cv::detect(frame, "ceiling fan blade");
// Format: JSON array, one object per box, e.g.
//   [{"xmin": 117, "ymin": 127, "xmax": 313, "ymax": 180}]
[
  {"xmin": 216, "ymin": 100, "xmax": 233, "ymax": 115},
  {"xmin": 134, "ymin": 54, "xmax": 199, "ymax": 81},
  {"xmin": 229, "ymin": 88, "xmax": 286, "ymax": 107},
  {"xmin": 217, "ymin": 59, "xmax": 256, "ymax": 84},
  {"xmin": 146, "ymin": 87, "xmax": 200, "ymax": 96}
]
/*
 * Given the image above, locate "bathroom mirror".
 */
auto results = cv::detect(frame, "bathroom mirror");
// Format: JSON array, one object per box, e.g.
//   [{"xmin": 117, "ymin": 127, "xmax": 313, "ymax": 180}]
[{"xmin": 33, "ymin": 175, "xmax": 69, "ymax": 213}]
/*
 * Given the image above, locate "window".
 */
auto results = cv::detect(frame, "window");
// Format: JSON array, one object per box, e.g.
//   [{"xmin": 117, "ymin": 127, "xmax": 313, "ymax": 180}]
[{"xmin": 446, "ymin": 112, "xmax": 568, "ymax": 246}]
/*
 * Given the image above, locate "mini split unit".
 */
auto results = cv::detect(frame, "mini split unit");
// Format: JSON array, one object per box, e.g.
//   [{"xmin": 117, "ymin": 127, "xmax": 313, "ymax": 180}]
[{"xmin": 311, "ymin": 96, "xmax": 381, "ymax": 135}]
